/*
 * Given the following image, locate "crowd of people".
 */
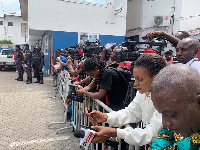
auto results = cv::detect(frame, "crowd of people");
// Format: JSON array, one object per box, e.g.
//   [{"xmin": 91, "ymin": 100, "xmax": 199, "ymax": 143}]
[
  {"xmin": 21, "ymin": 30, "xmax": 200, "ymax": 149},
  {"xmin": 15, "ymin": 44, "xmax": 44, "ymax": 84}
]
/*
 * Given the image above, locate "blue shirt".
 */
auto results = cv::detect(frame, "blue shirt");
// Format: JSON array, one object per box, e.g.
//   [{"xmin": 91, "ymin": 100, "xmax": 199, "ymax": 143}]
[
  {"xmin": 60, "ymin": 56, "xmax": 68, "ymax": 71},
  {"xmin": 186, "ymin": 58, "xmax": 200, "ymax": 74}
]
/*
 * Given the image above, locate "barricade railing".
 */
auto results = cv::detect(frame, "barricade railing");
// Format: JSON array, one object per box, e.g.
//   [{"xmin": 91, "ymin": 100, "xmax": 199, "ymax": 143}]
[
  {"xmin": 49, "ymin": 70, "xmax": 146, "ymax": 150},
  {"xmin": 49, "ymin": 70, "xmax": 73, "ymax": 134}
]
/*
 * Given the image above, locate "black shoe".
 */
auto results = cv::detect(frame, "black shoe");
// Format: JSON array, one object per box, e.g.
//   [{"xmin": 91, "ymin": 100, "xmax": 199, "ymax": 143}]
[
  {"xmin": 39, "ymin": 81, "xmax": 43, "ymax": 84},
  {"xmin": 34, "ymin": 80, "xmax": 40, "ymax": 83},
  {"xmin": 17, "ymin": 78, "xmax": 23, "ymax": 81},
  {"xmin": 15, "ymin": 77, "xmax": 20, "ymax": 80},
  {"xmin": 26, "ymin": 80, "xmax": 32, "ymax": 84}
]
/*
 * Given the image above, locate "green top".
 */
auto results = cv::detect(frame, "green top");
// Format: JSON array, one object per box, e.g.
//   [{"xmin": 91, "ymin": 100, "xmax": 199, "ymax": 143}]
[{"xmin": 149, "ymin": 127, "xmax": 200, "ymax": 150}]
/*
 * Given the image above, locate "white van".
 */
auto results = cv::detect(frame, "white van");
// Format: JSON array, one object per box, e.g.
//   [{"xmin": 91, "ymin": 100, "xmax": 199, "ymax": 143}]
[{"xmin": 0, "ymin": 49, "xmax": 16, "ymax": 71}]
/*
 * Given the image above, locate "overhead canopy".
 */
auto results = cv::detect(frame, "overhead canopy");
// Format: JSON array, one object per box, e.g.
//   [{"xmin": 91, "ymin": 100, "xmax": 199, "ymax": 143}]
[{"xmin": 19, "ymin": 0, "xmax": 28, "ymax": 21}]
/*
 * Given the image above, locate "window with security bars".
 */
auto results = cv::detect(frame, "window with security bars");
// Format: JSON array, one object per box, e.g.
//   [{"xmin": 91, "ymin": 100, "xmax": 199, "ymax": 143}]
[
  {"xmin": 0, "ymin": 21, "xmax": 3, "ymax": 25},
  {"xmin": 8, "ymin": 22, "xmax": 13, "ymax": 26}
]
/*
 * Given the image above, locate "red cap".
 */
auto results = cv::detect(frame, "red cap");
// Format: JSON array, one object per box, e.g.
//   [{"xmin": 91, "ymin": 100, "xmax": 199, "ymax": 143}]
[{"xmin": 144, "ymin": 49, "xmax": 158, "ymax": 54}]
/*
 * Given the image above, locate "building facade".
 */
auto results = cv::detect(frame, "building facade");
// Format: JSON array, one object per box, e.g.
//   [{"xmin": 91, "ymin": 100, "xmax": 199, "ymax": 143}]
[
  {"xmin": 126, "ymin": 0, "xmax": 200, "ymax": 53},
  {"xmin": 20, "ymin": 0, "xmax": 127, "ymax": 76},
  {"xmin": 0, "ymin": 13, "xmax": 28, "ymax": 50}
]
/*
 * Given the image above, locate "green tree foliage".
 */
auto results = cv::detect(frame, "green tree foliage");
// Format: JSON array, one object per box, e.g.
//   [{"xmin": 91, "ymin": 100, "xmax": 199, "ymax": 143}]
[{"xmin": 0, "ymin": 40, "xmax": 13, "ymax": 44}]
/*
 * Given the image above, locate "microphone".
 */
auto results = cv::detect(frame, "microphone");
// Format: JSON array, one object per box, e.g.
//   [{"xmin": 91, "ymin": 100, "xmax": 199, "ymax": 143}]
[
  {"xmin": 74, "ymin": 127, "xmax": 96, "ymax": 147},
  {"xmin": 74, "ymin": 127, "xmax": 119, "ymax": 147}
]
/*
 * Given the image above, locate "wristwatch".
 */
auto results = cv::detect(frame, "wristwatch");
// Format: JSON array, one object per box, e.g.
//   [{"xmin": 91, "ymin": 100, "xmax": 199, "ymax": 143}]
[{"xmin": 83, "ymin": 91, "xmax": 88, "ymax": 97}]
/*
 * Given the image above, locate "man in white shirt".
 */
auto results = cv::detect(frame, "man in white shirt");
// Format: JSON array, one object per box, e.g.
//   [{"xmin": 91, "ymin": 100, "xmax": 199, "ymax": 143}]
[{"xmin": 176, "ymin": 37, "xmax": 200, "ymax": 73}]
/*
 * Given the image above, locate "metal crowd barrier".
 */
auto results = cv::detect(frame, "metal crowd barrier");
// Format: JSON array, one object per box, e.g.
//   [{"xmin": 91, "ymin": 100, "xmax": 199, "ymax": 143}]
[
  {"xmin": 49, "ymin": 70, "xmax": 73, "ymax": 133},
  {"xmin": 49, "ymin": 70, "xmax": 146, "ymax": 150}
]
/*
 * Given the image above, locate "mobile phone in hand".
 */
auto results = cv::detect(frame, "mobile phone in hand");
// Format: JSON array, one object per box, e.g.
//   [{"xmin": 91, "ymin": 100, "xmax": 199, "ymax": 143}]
[{"xmin": 85, "ymin": 107, "xmax": 98, "ymax": 126}]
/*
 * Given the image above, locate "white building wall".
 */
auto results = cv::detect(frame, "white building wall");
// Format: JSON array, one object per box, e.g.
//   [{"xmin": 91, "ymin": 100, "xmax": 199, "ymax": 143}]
[
  {"xmin": 0, "ymin": 16, "xmax": 27, "ymax": 44},
  {"xmin": 126, "ymin": 0, "xmax": 176, "ymax": 39},
  {"xmin": 28, "ymin": 0, "xmax": 127, "ymax": 36},
  {"xmin": 0, "ymin": 18, "xmax": 6, "ymax": 40},
  {"xmin": 126, "ymin": 0, "xmax": 200, "ymax": 38},
  {"xmin": 126, "ymin": 0, "xmax": 143, "ymax": 37},
  {"xmin": 178, "ymin": 0, "xmax": 200, "ymax": 32}
]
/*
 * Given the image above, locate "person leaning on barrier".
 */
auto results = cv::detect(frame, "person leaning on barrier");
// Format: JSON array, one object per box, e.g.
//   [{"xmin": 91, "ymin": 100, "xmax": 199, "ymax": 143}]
[
  {"xmin": 54, "ymin": 51, "xmax": 69, "ymax": 72},
  {"xmin": 149, "ymin": 64, "xmax": 200, "ymax": 149},
  {"xmin": 15, "ymin": 45, "xmax": 24, "ymax": 81},
  {"xmin": 74, "ymin": 47, "xmax": 112, "ymax": 86},
  {"xmin": 86, "ymin": 53, "xmax": 166, "ymax": 146},
  {"xmin": 176, "ymin": 37, "xmax": 200, "ymax": 73},
  {"xmin": 76, "ymin": 56, "xmax": 128, "ymax": 111}
]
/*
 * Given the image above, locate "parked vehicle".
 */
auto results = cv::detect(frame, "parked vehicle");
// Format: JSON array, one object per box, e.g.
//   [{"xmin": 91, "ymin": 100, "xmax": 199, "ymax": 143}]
[{"xmin": 0, "ymin": 49, "xmax": 16, "ymax": 71}]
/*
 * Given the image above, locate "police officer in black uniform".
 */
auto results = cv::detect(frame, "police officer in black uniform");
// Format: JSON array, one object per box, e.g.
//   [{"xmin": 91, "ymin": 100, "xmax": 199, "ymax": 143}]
[
  {"xmin": 15, "ymin": 45, "xmax": 24, "ymax": 81},
  {"xmin": 24, "ymin": 44, "xmax": 32, "ymax": 84},
  {"xmin": 32, "ymin": 46, "xmax": 44, "ymax": 84},
  {"xmin": 32, "ymin": 47, "xmax": 37, "ymax": 78}
]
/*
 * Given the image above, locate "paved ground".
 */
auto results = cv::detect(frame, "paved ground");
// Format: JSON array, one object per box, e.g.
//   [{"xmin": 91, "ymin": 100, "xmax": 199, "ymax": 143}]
[{"xmin": 0, "ymin": 68, "xmax": 80, "ymax": 150}]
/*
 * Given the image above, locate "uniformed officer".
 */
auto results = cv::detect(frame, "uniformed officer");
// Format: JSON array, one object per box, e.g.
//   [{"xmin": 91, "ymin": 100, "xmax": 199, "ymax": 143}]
[
  {"xmin": 32, "ymin": 46, "xmax": 44, "ymax": 84},
  {"xmin": 23, "ymin": 44, "xmax": 32, "ymax": 84},
  {"xmin": 32, "ymin": 47, "xmax": 37, "ymax": 78},
  {"xmin": 15, "ymin": 45, "xmax": 24, "ymax": 81}
]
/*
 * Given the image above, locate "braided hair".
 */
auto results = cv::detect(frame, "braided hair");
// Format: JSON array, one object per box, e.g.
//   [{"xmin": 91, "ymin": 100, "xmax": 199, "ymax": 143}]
[
  {"xmin": 84, "ymin": 57, "xmax": 106, "ymax": 73},
  {"xmin": 135, "ymin": 53, "xmax": 166, "ymax": 77}
]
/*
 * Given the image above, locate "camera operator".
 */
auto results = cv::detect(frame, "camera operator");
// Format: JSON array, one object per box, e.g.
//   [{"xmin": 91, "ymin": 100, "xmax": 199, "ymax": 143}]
[
  {"xmin": 110, "ymin": 45, "xmax": 132, "ymax": 70},
  {"xmin": 145, "ymin": 30, "xmax": 189, "ymax": 47},
  {"xmin": 145, "ymin": 31, "xmax": 200, "ymax": 73},
  {"xmin": 100, "ymin": 47, "xmax": 112, "ymax": 65},
  {"xmin": 86, "ymin": 53, "xmax": 166, "ymax": 146},
  {"xmin": 76, "ymin": 57, "xmax": 128, "ymax": 111}
]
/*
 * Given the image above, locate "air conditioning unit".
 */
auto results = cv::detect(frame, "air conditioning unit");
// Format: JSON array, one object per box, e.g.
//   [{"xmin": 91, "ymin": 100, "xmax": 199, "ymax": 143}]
[{"xmin": 154, "ymin": 16, "xmax": 170, "ymax": 26}]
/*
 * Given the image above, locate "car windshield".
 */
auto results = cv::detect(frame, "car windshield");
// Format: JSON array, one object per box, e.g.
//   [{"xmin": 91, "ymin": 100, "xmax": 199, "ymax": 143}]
[{"xmin": 2, "ymin": 50, "xmax": 15, "ymax": 55}]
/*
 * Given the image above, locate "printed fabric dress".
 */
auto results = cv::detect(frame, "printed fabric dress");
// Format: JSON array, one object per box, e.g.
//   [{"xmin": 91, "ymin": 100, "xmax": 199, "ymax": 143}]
[{"xmin": 149, "ymin": 127, "xmax": 200, "ymax": 150}]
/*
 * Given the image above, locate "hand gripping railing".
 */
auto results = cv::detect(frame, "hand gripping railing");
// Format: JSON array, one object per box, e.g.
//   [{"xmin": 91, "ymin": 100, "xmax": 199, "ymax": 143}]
[{"xmin": 48, "ymin": 72, "xmax": 147, "ymax": 150}]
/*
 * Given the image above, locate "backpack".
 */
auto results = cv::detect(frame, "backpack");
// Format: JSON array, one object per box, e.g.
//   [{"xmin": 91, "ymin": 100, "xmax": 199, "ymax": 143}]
[{"xmin": 106, "ymin": 66, "xmax": 133, "ymax": 89}]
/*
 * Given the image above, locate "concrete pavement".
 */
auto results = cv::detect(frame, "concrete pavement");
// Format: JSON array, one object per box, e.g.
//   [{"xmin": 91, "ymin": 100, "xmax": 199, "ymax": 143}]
[{"xmin": 0, "ymin": 68, "xmax": 80, "ymax": 150}]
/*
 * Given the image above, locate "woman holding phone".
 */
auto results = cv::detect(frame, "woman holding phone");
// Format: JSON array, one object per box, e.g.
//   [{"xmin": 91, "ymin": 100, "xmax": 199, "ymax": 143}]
[{"xmin": 86, "ymin": 53, "xmax": 166, "ymax": 146}]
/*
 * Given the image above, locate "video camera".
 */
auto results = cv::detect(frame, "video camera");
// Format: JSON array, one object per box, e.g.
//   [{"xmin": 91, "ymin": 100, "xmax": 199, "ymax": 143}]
[
  {"xmin": 82, "ymin": 45, "xmax": 103, "ymax": 57},
  {"xmin": 68, "ymin": 41, "xmax": 103, "ymax": 59},
  {"xmin": 67, "ymin": 84, "xmax": 84, "ymax": 103},
  {"xmin": 68, "ymin": 45, "xmax": 83, "ymax": 60},
  {"xmin": 116, "ymin": 36, "xmax": 167, "ymax": 62},
  {"xmin": 74, "ymin": 126, "xmax": 119, "ymax": 147}
]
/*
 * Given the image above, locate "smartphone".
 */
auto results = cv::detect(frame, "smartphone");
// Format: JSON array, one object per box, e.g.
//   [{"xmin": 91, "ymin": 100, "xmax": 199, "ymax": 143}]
[{"xmin": 85, "ymin": 107, "xmax": 98, "ymax": 126}]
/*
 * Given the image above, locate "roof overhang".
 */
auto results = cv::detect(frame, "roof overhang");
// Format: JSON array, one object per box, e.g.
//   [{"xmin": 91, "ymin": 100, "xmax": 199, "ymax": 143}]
[{"xmin": 19, "ymin": 0, "xmax": 28, "ymax": 21}]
